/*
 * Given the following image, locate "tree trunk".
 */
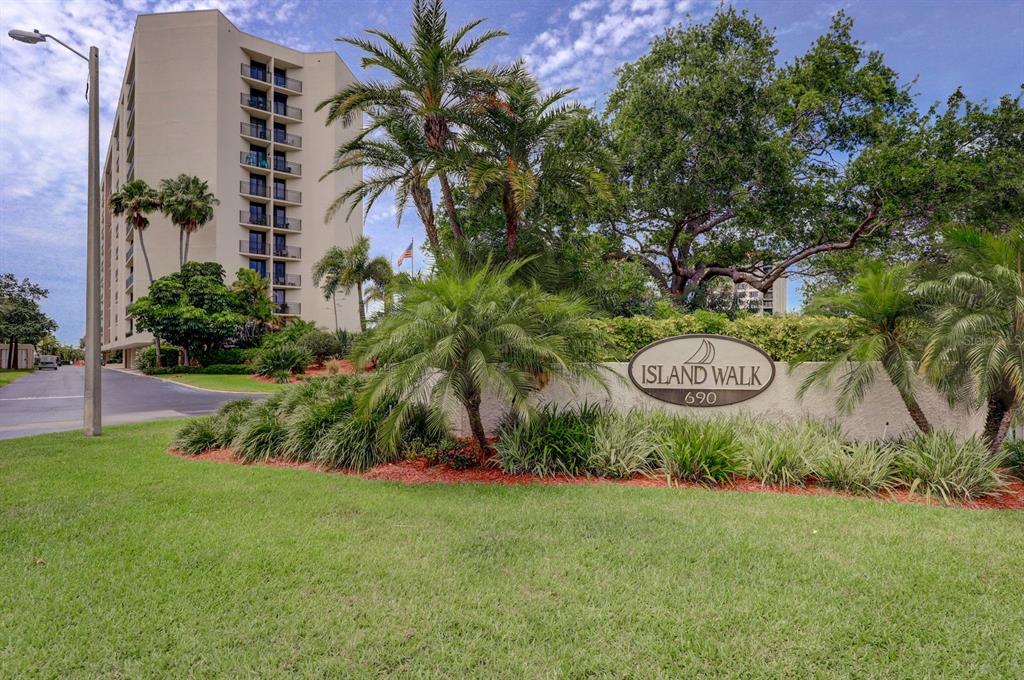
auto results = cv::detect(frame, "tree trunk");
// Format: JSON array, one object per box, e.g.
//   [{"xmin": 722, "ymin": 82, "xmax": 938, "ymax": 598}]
[
  {"xmin": 411, "ymin": 182, "xmax": 439, "ymax": 254},
  {"xmin": 137, "ymin": 225, "xmax": 154, "ymax": 284},
  {"xmin": 179, "ymin": 229, "xmax": 184, "ymax": 267},
  {"xmin": 899, "ymin": 391, "xmax": 931, "ymax": 434},
  {"xmin": 502, "ymin": 183, "xmax": 518, "ymax": 257},
  {"xmin": 332, "ymin": 291, "xmax": 339, "ymax": 333},
  {"xmin": 437, "ymin": 172, "xmax": 463, "ymax": 239},
  {"xmin": 181, "ymin": 346, "xmax": 190, "ymax": 368},
  {"xmin": 983, "ymin": 395, "xmax": 1013, "ymax": 454},
  {"xmin": 356, "ymin": 282, "xmax": 366, "ymax": 331},
  {"xmin": 7, "ymin": 338, "xmax": 16, "ymax": 369},
  {"xmin": 464, "ymin": 392, "xmax": 489, "ymax": 453},
  {"xmin": 183, "ymin": 230, "xmax": 191, "ymax": 265},
  {"xmin": 154, "ymin": 337, "xmax": 163, "ymax": 368}
]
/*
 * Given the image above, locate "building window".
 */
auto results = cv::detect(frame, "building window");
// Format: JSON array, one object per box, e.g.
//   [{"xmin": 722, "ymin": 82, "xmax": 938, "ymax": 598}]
[{"xmin": 249, "ymin": 259, "xmax": 266, "ymax": 278}]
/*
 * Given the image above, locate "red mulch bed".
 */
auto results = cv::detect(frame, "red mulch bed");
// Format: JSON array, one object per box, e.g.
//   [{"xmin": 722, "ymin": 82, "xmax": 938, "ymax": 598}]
[
  {"xmin": 169, "ymin": 448, "xmax": 1024, "ymax": 510},
  {"xmin": 251, "ymin": 360, "xmax": 359, "ymax": 384}
]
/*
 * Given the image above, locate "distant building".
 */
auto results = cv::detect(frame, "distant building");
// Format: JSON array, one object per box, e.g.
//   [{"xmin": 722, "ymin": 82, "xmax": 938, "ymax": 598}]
[
  {"xmin": 100, "ymin": 9, "xmax": 364, "ymax": 367},
  {"xmin": 734, "ymin": 276, "xmax": 788, "ymax": 315}
]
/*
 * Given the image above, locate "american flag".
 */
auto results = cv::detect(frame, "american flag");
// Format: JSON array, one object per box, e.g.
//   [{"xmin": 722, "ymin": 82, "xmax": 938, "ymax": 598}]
[{"xmin": 396, "ymin": 240, "xmax": 413, "ymax": 267}]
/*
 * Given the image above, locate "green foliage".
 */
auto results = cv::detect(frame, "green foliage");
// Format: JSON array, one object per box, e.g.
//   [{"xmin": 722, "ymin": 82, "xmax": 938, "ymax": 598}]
[
  {"xmin": 1003, "ymin": 438, "xmax": 1024, "ymax": 479},
  {"xmin": 333, "ymin": 329, "xmax": 356, "ymax": 358},
  {"xmin": 254, "ymin": 345, "xmax": 311, "ymax": 377},
  {"xmin": 298, "ymin": 329, "xmax": 345, "ymax": 365},
  {"xmin": 737, "ymin": 419, "xmax": 839, "ymax": 486},
  {"xmin": 283, "ymin": 397, "xmax": 357, "ymax": 463},
  {"xmin": 159, "ymin": 174, "xmax": 219, "ymax": 266},
  {"xmin": 0, "ymin": 274, "xmax": 56, "ymax": 368},
  {"xmin": 213, "ymin": 400, "xmax": 255, "ymax": 448},
  {"xmin": 173, "ymin": 417, "xmax": 220, "ymax": 456},
  {"xmin": 815, "ymin": 442, "xmax": 897, "ymax": 495},
  {"xmin": 495, "ymin": 403, "xmax": 609, "ymax": 476},
  {"xmin": 311, "ymin": 237, "xmax": 391, "ymax": 331},
  {"xmin": 232, "ymin": 403, "xmax": 287, "ymax": 463},
  {"xmin": 142, "ymin": 364, "xmax": 252, "ymax": 376},
  {"xmin": 589, "ymin": 314, "xmax": 860, "ymax": 362},
  {"xmin": 586, "ymin": 411, "xmax": 660, "ymax": 478},
  {"xmin": 136, "ymin": 344, "xmax": 181, "ymax": 371},
  {"xmin": 231, "ymin": 267, "xmax": 274, "ymax": 322},
  {"xmin": 657, "ymin": 417, "xmax": 741, "ymax": 484},
  {"xmin": 895, "ymin": 431, "xmax": 1006, "ymax": 502},
  {"xmin": 198, "ymin": 348, "xmax": 258, "ymax": 366}
]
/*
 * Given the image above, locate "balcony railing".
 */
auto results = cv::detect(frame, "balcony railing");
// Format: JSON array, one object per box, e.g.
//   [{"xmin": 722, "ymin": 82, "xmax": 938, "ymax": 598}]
[
  {"xmin": 240, "ymin": 210, "xmax": 269, "ymax": 226},
  {"xmin": 272, "ymin": 186, "xmax": 301, "ymax": 203},
  {"xmin": 273, "ymin": 73, "xmax": 302, "ymax": 92},
  {"xmin": 240, "ymin": 240, "xmax": 269, "ymax": 256},
  {"xmin": 241, "ymin": 92, "xmax": 269, "ymax": 111},
  {"xmin": 273, "ymin": 245, "xmax": 301, "ymax": 259},
  {"xmin": 272, "ymin": 157, "xmax": 301, "ymax": 176},
  {"xmin": 125, "ymin": 273, "xmax": 134, "ymax": 288},
  {"xmin": 272, "ymin": 129, "xmax": 301, "ymax": 148},
  {"xmin": 272, "ymin": 101, "xmax": 302, "ymax": 120},
  {"xmin": 274, "ymin": 216, "xmax": 301, "ymax": 231},
  {"xmin": 241, "ymin": 151, "xmax": 270, "ymax": 170},
  {"xmin": 274, "ymin": 302, "xmax": 301, "ymax": 315},
  {"xmin": 241, "ymin": 63, "xmax": 269, "ymax": 82},
  {"xmin": 125, "ymin": 245, "xmax": 134, "ymax": 262},
  {"xmin": 126, "ymin": 163, "xmax": 134, "ymax": 181},
  {"xmin": 273, "ymin": 273, "xmax": 301, "ymax": 287},
  {"xmin": 240, "ymin": 122, "xmax": 269, "ymax": 140},
  {"xmin": 240, "ymin": 180, "xmax": 269, "ymax": 198}
]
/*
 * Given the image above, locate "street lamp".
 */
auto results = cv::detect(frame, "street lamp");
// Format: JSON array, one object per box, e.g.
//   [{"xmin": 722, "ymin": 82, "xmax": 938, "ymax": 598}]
[{"xmin": 9, "ymin": 28, "xmax": 101, "ymax": 436}]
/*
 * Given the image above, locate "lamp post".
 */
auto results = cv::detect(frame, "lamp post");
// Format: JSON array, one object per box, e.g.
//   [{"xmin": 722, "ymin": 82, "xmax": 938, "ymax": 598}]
[{"xmin": 9, "ymin": 29, "xmax": 101, "ymax": 436}]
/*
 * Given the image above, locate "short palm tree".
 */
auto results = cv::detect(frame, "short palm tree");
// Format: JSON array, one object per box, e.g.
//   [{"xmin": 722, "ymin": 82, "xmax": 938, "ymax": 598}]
[
  {"xmin": 353, "ymin": 258, "xmax": 605, "ymax": 452},
  {"xmin": 797, "ymin": 262, "xmax": 931, "ymax": 433},
  {"xmin": 465, "ymin": 67, "xmax": 612, "ymax": 255},
  {"xmin": 919, "ymin": 227, "xmax": 1024, "ymax": 453},
  {"xmin": 231, "ymin": 267, "xmax": 273, "ymax": 322},
  {"xmin": 312, "ymin": 236, "xmax": 392, "ymax": 332},
  {"xmin": 159, "ymin": 174, "xmax": 219, "ymax": 266},
  {"xmin": 109, "ymin": 179, "xmax": 161, "ymax": 284},
  {"xmin": 322, "ymin": 114, "xmax": 440, "ymax": 254},
  {"xmin": 317, "ymin": 0, "xmax": 507, "ymax": 239}
]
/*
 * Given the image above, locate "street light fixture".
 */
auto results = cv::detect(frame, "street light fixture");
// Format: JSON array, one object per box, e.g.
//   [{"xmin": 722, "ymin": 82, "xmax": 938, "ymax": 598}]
[{"xmin": 8, "ymin": 27, "xmax": 101, "ymax": 436}]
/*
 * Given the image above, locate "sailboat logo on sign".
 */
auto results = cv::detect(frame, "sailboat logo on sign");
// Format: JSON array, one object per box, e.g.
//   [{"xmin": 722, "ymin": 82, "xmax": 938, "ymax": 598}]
[{"xmin": 627, "ymin": 334, "xmax": 776, "ymax": 407}]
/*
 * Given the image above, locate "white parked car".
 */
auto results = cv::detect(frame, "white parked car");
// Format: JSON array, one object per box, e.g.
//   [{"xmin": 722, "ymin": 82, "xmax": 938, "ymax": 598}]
[{"xmin": 38, "ymin": 355, "xmax": 59, "ymax": 370}]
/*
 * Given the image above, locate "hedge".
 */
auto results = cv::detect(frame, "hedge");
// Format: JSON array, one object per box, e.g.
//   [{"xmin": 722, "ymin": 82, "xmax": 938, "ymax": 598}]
[
  {"xmin": 143, "ymin": 364, "xmax": 254, "ymax": 376},
  {"xmin": 587, "ymin": 313, "xmax": 860, "ymax": 362},
  {"xmin": 198, "ymin": 348, "xmax": 260, "ymax": 366}
]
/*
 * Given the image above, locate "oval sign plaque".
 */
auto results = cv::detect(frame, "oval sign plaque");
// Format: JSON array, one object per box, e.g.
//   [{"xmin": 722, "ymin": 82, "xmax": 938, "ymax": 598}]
[{"xmin": 627, "ymin": 334, "xmax": 775, "ymax": 407}]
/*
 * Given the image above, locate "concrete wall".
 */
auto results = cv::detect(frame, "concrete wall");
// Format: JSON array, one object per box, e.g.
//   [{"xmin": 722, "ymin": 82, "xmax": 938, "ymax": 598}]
[{"xmin": 449, "ymin": 363, "xmax": 982, "ymax": 441}]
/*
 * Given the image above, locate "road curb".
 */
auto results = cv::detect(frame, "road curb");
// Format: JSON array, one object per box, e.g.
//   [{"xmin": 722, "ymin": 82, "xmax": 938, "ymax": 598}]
[{"xmin": 107, "ymin": 367, "xmax": 269, "ymax": 395}]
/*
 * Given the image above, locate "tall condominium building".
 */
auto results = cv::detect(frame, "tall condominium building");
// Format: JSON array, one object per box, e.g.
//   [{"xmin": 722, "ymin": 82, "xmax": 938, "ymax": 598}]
[
  {"xmin": 101, "ymin": 9, "xmax": 363, "ymax": 366},
  {"xmin": 735, "ymin": 277, "xmax": 788, "ymax": 315}
]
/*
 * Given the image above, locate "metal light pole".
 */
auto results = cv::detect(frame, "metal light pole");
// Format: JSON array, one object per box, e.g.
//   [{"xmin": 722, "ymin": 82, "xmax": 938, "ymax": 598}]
[{"xmin": 9, "ymin": 29, "xmax": 102, "ymax": 436}]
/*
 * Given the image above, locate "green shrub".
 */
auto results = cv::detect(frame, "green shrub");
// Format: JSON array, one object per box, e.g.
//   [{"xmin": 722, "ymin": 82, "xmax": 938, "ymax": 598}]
[
  {"xmin": 214, "ymin": 399, "xmax": 256, "ymax": 447},
  {"xmin": 233, "ymin": 403, "xmax": 287, "ymax": 463},
  {"xmin": 815, "ymin": 442, "xmax": 897, "ymax": 495},
  {"xmin": 298, "ymin": 329, "xmax": 345, "ymax": 365},
  {"xmin": 587, "ymin": 411, "xmax": 659, "ymax": 478},
  {"xmin": 895, "ymin": 431, "xmax": 1006, "ymax": 502},
  {"xmin": 1003, "ymin": 438, "xmax": 1024, "ymax": 479},
  {"xmin": 333, "ymin": 329, "xmax": 356, "ymax": 357},
  {"xmin": 254, "ymin": 345, "xmax": 311, "ymax": 376},
  {"xmin": 142, "ymin": 364, "xmax": 252, "ymax": 375},
  {"xmin": 313, "ymin": 412, "xmax": 395, "ymax": 471},
  {"xmin": 657, "ymin": 417, "xmax": 741, "ymax": 484},
  {"xmin": 136, "ymin": 344, "xmax": 180, "ymax": 370},
  {"xmin": 282, "ymin": 397, "xmax": 356, "ymax": 462},
  {"xmin": 198, "ymin": 348, "xmax": 258, "ymax": 366},
  {"xmin": 738, "ymin": 420, "xmax": 836, "ymax": 486},
  {"xmin": 261, "ymin": 320, "xmax": 317, "ymax": 349},
  {"xmin": 173, "ymin": 417, "xmax": 220, "ymax": 455},
  {"xmin": 495, "ymin": 404, "xmax": 609, "ymax": 476}
]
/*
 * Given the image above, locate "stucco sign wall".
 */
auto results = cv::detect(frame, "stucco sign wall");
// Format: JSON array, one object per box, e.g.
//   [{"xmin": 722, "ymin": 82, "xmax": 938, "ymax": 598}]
[{"xmin": 627, "ymin": 334, "xmax": 776, "ymax": 406}]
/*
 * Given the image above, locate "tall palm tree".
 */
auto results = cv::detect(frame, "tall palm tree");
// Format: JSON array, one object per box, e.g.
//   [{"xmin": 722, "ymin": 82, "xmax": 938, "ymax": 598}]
[
  {"xmin": 110, "ymin": 179, "xmax": 165, "ymax": 365},
  {"xmin": 322, "ymin": 114, "xmax": 440, "ymax": 254},
  {"xmin": 159, "ymin": 174, "xmax": 219, "ymax": 266},
  {"xmin": 353, "ymin": 257, "xmax": 605, "ymax": 452},
  {"xmin": 465, "ymin": 67, "xmax": 612, "ymax": 255},
  {"xmin": 919, "ymin": 227, "xmax": 1024, "ymax": 453},
  {"xmin": 317, "ymin": 0, "xmax": 507, "ymax": 239},
  {"xmin": 797, "ymin": 262, "xmax": 931, "ymax": 433},
  {"xmin": 312, "ymin": 236, "xmax": 392, "ymax": 331}
]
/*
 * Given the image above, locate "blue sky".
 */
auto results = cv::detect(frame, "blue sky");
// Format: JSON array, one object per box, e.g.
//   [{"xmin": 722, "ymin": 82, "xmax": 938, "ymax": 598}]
[{"xmin": 1, "ymin": 0, "xmax": 1022, "ymax": 343}]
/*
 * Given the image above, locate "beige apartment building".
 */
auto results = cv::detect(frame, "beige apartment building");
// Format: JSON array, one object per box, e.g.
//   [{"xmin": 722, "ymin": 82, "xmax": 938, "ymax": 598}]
[{"xmin": 101, "ymin": 9, "xmax": 363, "ymax": 366}]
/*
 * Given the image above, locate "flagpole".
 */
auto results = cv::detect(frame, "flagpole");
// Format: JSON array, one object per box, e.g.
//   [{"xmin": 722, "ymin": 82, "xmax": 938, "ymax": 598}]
[{"xmin": 410, "ymin": 237, "xmax": 414, "ymax": 276}]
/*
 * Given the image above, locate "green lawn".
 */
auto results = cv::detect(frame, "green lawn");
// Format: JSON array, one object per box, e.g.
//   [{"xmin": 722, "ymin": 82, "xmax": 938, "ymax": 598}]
[
  {"xmin": 159, "ymin": 372, "xmax": 284, "ymax": 393},
  {"xmin": 2, "ymin": 421, "xmax": 1022, "ymax": 678},
  {"xmin": 0, "ymin": 368, "xmax": 33, "ymax": 388}
]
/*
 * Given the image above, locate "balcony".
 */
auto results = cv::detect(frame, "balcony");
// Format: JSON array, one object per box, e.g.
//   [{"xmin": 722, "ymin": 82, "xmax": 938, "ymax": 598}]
[
  {"xmin": 126, "ymin": 163, "xmax": 134, "ymax": 181},
  {"xmin": 274, "ymin": 302, "xmax": 301, "ymax": 315},
  {"xmin": 241, "ymin": 63, "xmax": 269, "ymax": 83},
  {"xmin": 125, "ymin": 245, "xmax": 134, "ymax": 262},
  {"xmin": 126, "ymin": 107, "xmax": 135, "ymax": 135},
  {"xmin": 272, "ymin": 101, "xmax": 302, "ymax": 120},
  {"xmin": 241, "ymin": 150, "xmax": 271, "ymax": 171},
  {"xmin": 240, "ymin": 180, "xmax": 269, "ymax": 198},
  {"xmin": 273, "ymin": 273, "xmax": 301, "ymax": 287},
  {"xmin": 272, "ymin": 157, "xmax": 301, "ymax": 176},
  {"xmin": 240, "ymin": 122, "xmax": 269, "ymax": 141},
  {"xmin": 240, "ymin": 92, "xmax": 270, "ymax": 113},
  {"xmin": 273, "ymin": 216, "xmax": 301, "ymax": 232},
  {"xmin": 272, "ymin": 72, "xmax": 302, "ymax": 92},
  {"xmin": 125, "ymin": 273, "xmax": 134, "ymax": 289},
  {"xmin": 240, "ymin": 240, "xmax": 269, "ymax": 257},
  {"xmin": 273, "ymin": 244, "xmax": 301, "ymax": 259},
  {"xmin": 272, "ymin": 186, "xmax": 301, "ymax": 204},
  {"xmin": 272, "ymin": 129, "xmax": 301, "ymax": 148},
  {"xmin": 240, "ymin": 210, "xmax": 269, "ymax": 227}
]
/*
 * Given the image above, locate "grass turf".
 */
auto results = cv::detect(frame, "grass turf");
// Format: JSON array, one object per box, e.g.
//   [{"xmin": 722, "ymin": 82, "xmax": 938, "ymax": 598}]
[
  {"xmin": 0, "ymin": 368, "xmax": 33, "ymax": 388},
  {"xmin": 2, "ymin": 420, "xmax": 1023, "ymax": 678},
  {"xmin": 159, "ymin": 372, "xmax": 284, "ymax": 393}
]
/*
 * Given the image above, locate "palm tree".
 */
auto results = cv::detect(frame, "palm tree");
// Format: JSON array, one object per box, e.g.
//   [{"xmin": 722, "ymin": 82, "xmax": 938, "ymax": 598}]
[
  {"xmin": 353, "ymin": 257, "xmax": 605, "ymax": 452},
  {"xmin": 110, "ymin": 179, "xmax": 165, "ymax": 365},
  {"xmin": 919, "ymin": 227, "xmax": 1024, "ymax": 453},
  {"xmin": 797, "ymin": 262, "xmax": 931, "ymax": 433},
  {"xmin": 231, "ymin": 267, "xmax": 273, "ymax": 322},
  {"xmin": 322, "ymin": 114, "xmax": 440, "ymax": 254},
  {"xmin": 317, "ymin": 0, "xmax": 507, "ymax": 239},
  {"xmin": 465, "ymin": 67, "xmax": 612, "ymax": 255},
  {"xmin": 312, "ymin": 236, "xmax": 392, "ymax": 331},
  {"xmin": 159, "ymin": 174, "xmax": 219, "ymax": 266}
]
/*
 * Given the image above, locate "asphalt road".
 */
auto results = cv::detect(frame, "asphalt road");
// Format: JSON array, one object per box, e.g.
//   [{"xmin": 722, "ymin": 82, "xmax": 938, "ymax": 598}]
[{"xmin": 0, "ymin": 367, "xmax": 259, "ymax": 439}]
